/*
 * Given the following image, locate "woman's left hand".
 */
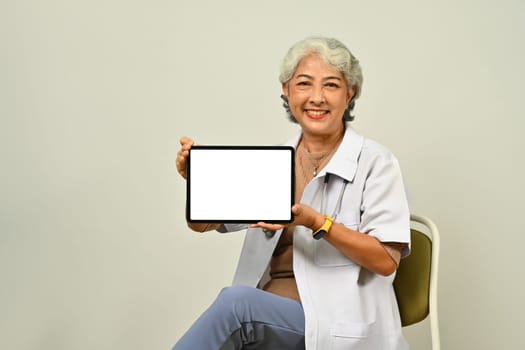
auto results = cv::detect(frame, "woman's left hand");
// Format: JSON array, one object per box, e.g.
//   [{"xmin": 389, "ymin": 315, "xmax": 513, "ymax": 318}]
[{"xmin": 250, "ymin": 204, "xmax": 324, "ymax": 232}]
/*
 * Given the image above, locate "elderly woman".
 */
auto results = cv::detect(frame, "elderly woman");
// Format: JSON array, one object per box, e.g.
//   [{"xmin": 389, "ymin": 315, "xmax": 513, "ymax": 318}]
[{"xmin": 174, "ymin": 36, "xmax": 410, "ymax": 350}]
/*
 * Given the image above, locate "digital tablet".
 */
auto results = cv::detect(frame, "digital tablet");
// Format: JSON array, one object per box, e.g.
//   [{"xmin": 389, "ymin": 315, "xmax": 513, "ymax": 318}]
[{"xmin": 186, "ymin": 146, "xmax": 295, "ymax": 223}]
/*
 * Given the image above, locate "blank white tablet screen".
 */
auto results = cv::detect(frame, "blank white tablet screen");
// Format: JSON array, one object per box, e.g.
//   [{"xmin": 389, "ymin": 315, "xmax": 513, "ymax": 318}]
[{"xmin": 187, "ymin": 146, "xmax": 294, "ymax": 223}]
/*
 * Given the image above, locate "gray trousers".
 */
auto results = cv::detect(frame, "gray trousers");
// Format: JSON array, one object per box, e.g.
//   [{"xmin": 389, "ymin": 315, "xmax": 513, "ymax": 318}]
[{"xmin": 173, "ymin": 285, "xmax": 305, "ymax": 350}]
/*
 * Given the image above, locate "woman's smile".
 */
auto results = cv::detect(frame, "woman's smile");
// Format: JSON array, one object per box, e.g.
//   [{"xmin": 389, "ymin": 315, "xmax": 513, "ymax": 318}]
[{"xmin": 305, "ymin": 109, "xmax": 330, "ymax": 120}]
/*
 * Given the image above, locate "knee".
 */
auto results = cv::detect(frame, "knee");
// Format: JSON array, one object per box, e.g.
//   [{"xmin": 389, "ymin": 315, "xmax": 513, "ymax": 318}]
[{"xmin": 213, "ymin": 285, "xmax": 259, "ymax": 319}]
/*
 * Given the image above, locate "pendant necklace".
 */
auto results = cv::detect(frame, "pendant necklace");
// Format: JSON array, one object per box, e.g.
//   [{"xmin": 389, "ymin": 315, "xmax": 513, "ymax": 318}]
[
  {"xmin": 299, "ymin": 143, "xmax": 331, "ymax": 177},
  {"xmin": 298, "ymin": 135, "xmax": 343, "ymax": 178}
]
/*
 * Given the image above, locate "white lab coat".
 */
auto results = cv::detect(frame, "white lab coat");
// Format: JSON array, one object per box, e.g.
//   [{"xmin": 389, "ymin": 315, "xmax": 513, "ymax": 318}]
[{"xmin": 220, "ymin": 127, "xmax": 411, "ymax": 350}]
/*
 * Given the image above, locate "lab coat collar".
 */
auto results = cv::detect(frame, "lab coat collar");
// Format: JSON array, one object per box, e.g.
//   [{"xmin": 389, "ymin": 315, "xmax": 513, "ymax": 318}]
[{"xmin": 285, "ymin": 126, "xmax": 364, "ymax": 183}]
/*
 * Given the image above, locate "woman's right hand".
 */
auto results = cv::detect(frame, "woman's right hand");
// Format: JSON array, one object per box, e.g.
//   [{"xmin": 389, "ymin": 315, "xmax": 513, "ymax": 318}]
[{"xmin": 176, "ymin": 136, "xmax": 195, "ymax": 179}]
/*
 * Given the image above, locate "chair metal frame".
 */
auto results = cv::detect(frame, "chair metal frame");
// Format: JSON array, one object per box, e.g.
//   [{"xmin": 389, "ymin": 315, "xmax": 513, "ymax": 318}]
[{"xmin": 396, "ymin": 214, "xmax": 441, "ymax": 350}]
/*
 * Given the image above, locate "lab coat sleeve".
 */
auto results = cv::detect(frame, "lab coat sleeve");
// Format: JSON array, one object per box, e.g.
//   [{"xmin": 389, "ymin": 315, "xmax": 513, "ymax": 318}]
[
  {"xmin": 217, "ymin": 223, "xmax": 249, "ymax": 233},
  {"xmin": 359, "ymin": 151, "xmax": 411, "ymax": 257}
]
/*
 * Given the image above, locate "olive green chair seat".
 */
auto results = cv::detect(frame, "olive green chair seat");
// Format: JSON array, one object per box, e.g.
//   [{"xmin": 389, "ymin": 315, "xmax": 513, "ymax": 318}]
[{"xmin": 393, "ymin": 214, "xmax": 441, "ymax": 350}]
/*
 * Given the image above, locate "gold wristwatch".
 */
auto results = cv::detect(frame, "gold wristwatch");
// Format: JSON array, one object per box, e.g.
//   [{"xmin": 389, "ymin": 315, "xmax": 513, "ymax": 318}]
[{"xmin": 313, "ymin": 215, "xmax": 334, "ymax": 240}]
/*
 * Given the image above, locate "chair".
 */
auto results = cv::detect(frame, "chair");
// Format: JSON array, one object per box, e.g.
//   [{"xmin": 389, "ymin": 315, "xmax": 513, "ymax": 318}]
[{"xmin": 393, "ymin": 214, "xmax": 441, "ymax": 350}]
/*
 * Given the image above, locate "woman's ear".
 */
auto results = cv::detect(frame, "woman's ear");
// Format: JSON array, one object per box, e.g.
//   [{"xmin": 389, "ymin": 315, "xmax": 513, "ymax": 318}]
[
  {"xmin": 282, "ymin": 83, "xmax": 289, "ymax": 98},
  {"xmin": 347, "ymin": 85, "xmax": 357, "ymax": 104}
]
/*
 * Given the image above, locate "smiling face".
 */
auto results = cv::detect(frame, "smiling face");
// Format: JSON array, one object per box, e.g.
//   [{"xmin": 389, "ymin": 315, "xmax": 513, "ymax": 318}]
[{"xmin": 283, "ymin": 54, "xmax": 355, "ymax": 138}]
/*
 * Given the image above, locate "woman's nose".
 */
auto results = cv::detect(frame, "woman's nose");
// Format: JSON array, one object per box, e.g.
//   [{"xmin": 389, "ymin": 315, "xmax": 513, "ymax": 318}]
[{"xmin": 309, "ymin": 86, "xmax": 325, "ymax": 104}]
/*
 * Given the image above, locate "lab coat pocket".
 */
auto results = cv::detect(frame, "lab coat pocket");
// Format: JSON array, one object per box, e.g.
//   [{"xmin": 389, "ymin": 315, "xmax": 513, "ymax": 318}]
[
  {"xmin": 313, "ymin": 222, "xmax": 359, "ymax": 267},
  {"xmin": 330, "ymin": 321, "xmax": 376, "ymax": 350}
]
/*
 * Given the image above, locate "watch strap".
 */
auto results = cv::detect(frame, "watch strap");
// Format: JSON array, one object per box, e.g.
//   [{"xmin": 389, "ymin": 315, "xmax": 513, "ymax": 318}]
[{"xmin": 313, "ymin": 215, "xmax": 334, "ymax": 240}]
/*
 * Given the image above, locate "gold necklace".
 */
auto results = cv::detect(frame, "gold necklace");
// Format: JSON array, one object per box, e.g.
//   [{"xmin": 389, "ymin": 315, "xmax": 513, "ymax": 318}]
[
  {"xmin": 298, "ymin": 140, "xmax": 341, "ymax": 177},
  {"xmin": 303, "ymin": 148, "xmax": 328, "ymax": 176}
]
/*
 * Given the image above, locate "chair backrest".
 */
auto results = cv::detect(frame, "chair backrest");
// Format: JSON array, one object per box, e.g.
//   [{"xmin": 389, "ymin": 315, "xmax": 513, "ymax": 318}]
[{"xmin": 393, "ymin": 214, "xmax": 440, "ymax": 350}]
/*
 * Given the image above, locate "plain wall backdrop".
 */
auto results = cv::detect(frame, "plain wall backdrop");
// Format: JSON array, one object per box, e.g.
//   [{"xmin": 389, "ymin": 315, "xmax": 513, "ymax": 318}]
[{"xmin": 2, "ymin": 0, "xmax": 524, "ymax": 349}]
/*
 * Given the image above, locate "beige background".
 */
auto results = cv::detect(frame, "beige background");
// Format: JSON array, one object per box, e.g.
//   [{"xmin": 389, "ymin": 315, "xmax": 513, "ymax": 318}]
[{"xmin": 2, "ymin": 0, "xmax": 524, "ymax": 349}]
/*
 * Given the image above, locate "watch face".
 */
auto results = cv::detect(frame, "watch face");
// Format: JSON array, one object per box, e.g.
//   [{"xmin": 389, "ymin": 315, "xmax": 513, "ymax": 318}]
[{"xmin": 313, "ymin": 230, "xmax": 327, "ymax": 240}]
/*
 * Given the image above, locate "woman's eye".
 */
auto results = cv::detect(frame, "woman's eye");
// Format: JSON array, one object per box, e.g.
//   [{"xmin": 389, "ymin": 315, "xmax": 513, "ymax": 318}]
[
  {"xmin": 297, "ymin": 81, "xmax": 310, "ymax": 86},
  {"xmin": 325, "ymin": 82, "xmax": 340, "ymax": 88}
]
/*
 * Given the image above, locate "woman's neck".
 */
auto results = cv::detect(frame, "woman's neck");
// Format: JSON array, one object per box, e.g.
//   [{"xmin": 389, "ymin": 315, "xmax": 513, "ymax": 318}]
[{"xmin": 300, "ymin": 128, "xmax": 345, "ymax": 154}]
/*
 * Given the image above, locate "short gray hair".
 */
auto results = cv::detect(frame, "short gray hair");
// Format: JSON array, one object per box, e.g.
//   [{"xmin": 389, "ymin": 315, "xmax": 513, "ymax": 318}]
[{"xmin": 279, "ymin": 36, "xmax": 363, "ymax": 122}]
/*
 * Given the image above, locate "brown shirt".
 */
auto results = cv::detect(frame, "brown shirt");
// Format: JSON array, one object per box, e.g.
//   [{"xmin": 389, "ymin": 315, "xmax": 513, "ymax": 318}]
[{"xmin": 262, "ymin": 226, "xmax": 299, "ymax": 301}]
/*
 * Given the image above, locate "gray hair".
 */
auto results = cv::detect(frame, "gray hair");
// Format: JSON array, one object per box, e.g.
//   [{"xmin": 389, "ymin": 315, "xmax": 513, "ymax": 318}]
[{"xmin": 279, "ymin": 36, "xmax": 363, "ymax": 122}]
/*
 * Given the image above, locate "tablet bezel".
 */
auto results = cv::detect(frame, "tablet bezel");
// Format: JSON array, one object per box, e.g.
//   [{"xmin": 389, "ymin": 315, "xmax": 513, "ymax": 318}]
[{"xmin": 186, "ymin": 145, "xmax": 295, "ymax": 224}]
